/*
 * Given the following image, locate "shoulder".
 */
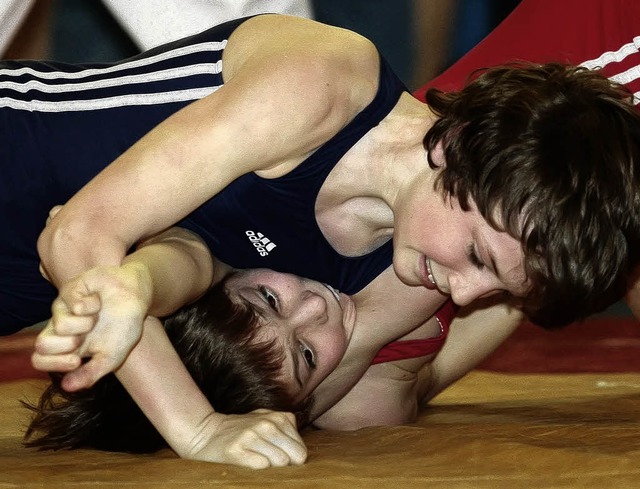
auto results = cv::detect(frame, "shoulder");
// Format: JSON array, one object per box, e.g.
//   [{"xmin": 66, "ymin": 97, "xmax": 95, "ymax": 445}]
[{"xmin": 223, "ymin": 15, "xmax": 381, "ymax": 114}]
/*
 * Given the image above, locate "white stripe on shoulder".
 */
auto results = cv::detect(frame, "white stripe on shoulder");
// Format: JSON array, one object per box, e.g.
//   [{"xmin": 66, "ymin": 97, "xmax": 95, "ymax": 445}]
[
  {"xmin": 580, "ymin": 36, "xmax": 640, "ymax": 70},
  {"xmin": 0, "ymin": 86, "xmax": 220, "ymax": 112},
  {"xmin": 0, "ymin": 40, "xmax": 227, "ymax": 80},
  {"xmin": 0, "ymin": 62, "xmax": 221, "ymax": 95}
]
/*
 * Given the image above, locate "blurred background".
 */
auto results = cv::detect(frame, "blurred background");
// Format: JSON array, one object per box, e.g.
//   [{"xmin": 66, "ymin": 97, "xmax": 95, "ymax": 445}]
[{"xmin": 2, "ymin": 0, "xmax": 522, "ymax": 90}]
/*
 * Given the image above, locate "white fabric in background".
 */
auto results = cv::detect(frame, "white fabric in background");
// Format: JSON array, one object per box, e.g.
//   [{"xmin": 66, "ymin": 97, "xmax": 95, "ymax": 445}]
[
  {"xmin": 101, "ymin": 0, "xmax": 313, "ymax": 50},
  {"xmin": 0, "ymin": 0, "xmax": 36, "ymax": 55}
]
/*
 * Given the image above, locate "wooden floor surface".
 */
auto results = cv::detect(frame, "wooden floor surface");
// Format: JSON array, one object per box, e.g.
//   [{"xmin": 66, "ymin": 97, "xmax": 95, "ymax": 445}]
[{"xmin": 2, "ymin": 371, "xmax": 640, "ymax": 488}]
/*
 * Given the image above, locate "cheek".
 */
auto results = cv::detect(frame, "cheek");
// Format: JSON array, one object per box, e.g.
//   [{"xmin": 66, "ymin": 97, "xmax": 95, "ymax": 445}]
[
  {"xmin": 398, "ymin": 193, "xmax": 452, "ymax": 250},
  {"xmin": 319, "ymin": 331, "xmax": 347, "ymax": 372}
]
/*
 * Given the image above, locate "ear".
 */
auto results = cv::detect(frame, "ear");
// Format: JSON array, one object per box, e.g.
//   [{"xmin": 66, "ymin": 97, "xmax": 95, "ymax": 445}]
[{"xmin": 428, "ymin": 141, "xmax": 447, "ymax": 169}]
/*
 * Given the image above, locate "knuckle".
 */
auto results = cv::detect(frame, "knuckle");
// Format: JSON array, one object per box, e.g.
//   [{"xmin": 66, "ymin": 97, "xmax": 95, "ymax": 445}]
[
  {"xmin": 225, "ymin": 441, "xmax": 247, "ymax": 458},
  {"xmin": 254, "ymin": 419, "xmax": 276, "ymax": 432}
]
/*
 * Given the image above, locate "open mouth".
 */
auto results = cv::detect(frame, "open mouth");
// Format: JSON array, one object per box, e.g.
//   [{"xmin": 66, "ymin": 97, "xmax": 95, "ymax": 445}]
[{"xmin": 425, "ymin": 258, "xmax": 437, "ymax": 287}]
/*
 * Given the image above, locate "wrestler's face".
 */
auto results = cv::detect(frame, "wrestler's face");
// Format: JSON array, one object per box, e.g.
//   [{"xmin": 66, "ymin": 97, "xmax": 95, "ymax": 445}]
[
  {"xmin": 225, "ymin": 270, "xmax": 356, "ymax": 401},
  {"xmin": 392, "ymin": 146, "xmax": 530, "ymax": 306}
]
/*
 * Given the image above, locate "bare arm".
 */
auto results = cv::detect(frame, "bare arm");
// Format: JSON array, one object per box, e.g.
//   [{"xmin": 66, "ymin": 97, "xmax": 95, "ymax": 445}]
[
  {"xmin": 34, "ymin": 16, "xmax": 380, "ymax": 465},
  {"xmin": 34, "ymin": 228, "xmax": 308, "ymax": 467},
  {"xmin": 33, "ymin": 226, "xmax": 218, "ymax": 388},
  {"xmin": 314, "ymin": 314, "xmax": 442, "ymax": 430},
  {"xmin": 116, "ymin": 316, "xmax": 307, "ymax": 468},
  {"xmin": 418, "ymin": 299, "xmax": 522, "ymax": 405},
  {"xmin": 127, "ymin": 227, "xmax": 217, "ymax": 316},
  {"xmin": 315, "ymin": 300, "xmax": 522, "ymax": 430},
  {"xmin": 37, "ymin": 15, "xmax": 377, "ymax": 290}
]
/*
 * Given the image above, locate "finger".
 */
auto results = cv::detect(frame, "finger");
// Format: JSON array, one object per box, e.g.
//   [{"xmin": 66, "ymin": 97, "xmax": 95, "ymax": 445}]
[
  {"xmin": 252, "ymin": 419, "xmax": 307, "ymax": 465},
  {"xmin": 56, "ymin": 277, "xmax": 101, "ymax": 313},
  {"xmin": 273, "ymin": 411, "xmax": 302, "ymax": 441},
  {"xmin": 243, "ymin": 438, "xmax": 293, "ymax": 468},
  {"xmin": 267, "ymin": 434, "xmax": 307, "ymax": 466},
  {"xmin": 51, "ymin": 314, "xmax": 96, "ymax": 336},
  {"xmin": 230, "ymin": 449, "xmax": 270, "ymax": 470},
  {"xmin": 60, "ymin": 353, "xmax": 116, "ymax": 391},
  {"xmin": 251, "ymin": 410, "xmax": 302, "ymax": 446},
  {"xmin": 34, "ymin": 320, "xmax": 81, "ymax": 353},
  {"xmin": 68, "ymin": 294, "xmax": 101, "ymax": 316},
  {"xmin": 50, "ymin": 294, "xmax": 99, "ymax": 335},
  {"xmin": 33, "ymin": 331, "xmax": 82, "ymax": 355},
  {"xmin": 31, "ymin": 352, "xmax": 82, "ymax": 372},
  {"xmin": 47, "ymin": 205, "xmax": 63, "ymax": 222},
  {"xmin": 53, "ymin": 292, "xmax": 101, "ymax": 318}
]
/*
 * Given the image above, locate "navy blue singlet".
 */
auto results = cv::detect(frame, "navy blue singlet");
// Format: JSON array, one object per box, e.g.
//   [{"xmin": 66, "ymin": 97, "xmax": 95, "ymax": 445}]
[
  {"xmin": 177, "ymin": 53, "xmax": 406, "ymax": 297},
  {"xmin": 0, "ymin": 15, "xmax": 407, "ymax": 334}
]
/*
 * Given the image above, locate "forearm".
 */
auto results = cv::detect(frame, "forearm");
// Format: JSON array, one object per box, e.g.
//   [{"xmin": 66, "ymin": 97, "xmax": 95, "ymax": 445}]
[
  {"xmin": 115, "ymin": 316, "xmax": 223, "ymax": 459},
  {"xmin": 124, "ymin": 228, "xmax": 216, "ymax": 317}
]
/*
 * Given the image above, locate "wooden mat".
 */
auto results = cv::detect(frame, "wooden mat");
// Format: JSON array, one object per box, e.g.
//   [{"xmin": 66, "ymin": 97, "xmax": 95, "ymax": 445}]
[{"xmin": 3, "ymin": 371, "xmax": 640, "ymax": 488}]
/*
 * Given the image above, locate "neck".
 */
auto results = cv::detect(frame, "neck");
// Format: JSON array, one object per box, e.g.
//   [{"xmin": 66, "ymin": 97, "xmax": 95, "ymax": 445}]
[{"xmin": 366, "ymin": 96, "xmax": 438, "ymax": 215}]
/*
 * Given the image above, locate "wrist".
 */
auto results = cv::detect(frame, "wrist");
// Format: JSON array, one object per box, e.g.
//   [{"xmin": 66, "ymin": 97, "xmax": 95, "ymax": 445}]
[
  {"xmin": 120, "ymin": 260, "xmax": 154, "ymax": 311},
  {"xmin": 178, "ymin": 411, "xmax": 227, "ymax": 460}
]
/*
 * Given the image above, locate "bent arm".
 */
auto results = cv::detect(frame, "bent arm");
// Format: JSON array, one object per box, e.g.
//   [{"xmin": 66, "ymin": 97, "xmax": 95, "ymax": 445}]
[
  {"xmin": 33, "ymin": 226, "xmax": 219, "ymax": 388},
  {"xmin": 37, "ymin": 15, "xmax": 376, "ymax": 290},
  {"xmin": 116, "ymin": 316, "xmax": 308, "ymax": 468},
  {"xmin": 315, "ymin": 301, "xmax": 522, "ymax": 430},
  {"xmin": 418, "ymin": 300, "xmax": 522, "ymax": 405},
  {"xmin": 315, "ymin": 315, "xmax": 442, "ymax": 430}
]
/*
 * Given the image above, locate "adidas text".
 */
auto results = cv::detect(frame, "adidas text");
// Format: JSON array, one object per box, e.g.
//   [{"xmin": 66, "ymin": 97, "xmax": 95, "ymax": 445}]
[{"xmin": 245, "ymin": 230, "xmax": 277, "ymax": 257}]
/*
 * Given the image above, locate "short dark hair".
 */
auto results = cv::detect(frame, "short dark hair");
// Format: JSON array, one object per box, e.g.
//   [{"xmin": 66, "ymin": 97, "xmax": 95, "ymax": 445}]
[
  {"xmin": 23, "ymin": 278, "xmax": 312, "ymax": 454},
  {"xmin": 424, "ymin": 62, "xmax": 640, "ymax": 328}
]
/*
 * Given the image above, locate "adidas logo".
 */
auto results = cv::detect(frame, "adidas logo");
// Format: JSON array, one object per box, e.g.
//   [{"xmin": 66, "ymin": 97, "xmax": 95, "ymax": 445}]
[{"xmin": 245, "ymin": 230, "xmax": 277, "ymax": 257}]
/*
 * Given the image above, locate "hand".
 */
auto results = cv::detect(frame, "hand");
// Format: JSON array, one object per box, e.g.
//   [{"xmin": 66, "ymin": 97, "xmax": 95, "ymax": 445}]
[
  {"xmin": 189, "ymin": 410, "xmax": 307, "ymax": 469},
  {"xmin": 31, "ymin": 263, "xmax": 153, "ymax": 391}
]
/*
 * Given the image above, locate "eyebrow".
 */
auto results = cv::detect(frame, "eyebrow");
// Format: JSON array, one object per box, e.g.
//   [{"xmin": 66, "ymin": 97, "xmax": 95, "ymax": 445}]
[
  {"xmin": 237, "ymin": 291, "xmax": 304, "ymax": 389},
  {"xmin": 237, "ymin": 290, "xmax": 268, "ymax": 319},
  {"xmin": 485, "ymin": 240, "xmax": 529, "ymax": 296}
]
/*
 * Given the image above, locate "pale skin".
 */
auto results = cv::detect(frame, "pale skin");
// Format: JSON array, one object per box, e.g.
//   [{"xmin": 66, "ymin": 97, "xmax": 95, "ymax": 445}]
[
  {"xmin": 220, "ymin": 266, "xmax": 520, "ymax": 430},
  {"xmin": 35, "ymin": 230, "xmax": 521, "ymax": 459},
  {"xmin": 34, "ymin": 15, "xmax": 527, "ymax": 468}
]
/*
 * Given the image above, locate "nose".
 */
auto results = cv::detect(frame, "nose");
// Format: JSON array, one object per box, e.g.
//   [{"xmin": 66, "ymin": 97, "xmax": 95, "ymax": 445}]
[
  {"xmin": 285, "ymin": 290, "xmax": 329, "ymax": 326},
  {"xmin": 448, "ymin": 273, "xmax": 497, "ymax": 307}
]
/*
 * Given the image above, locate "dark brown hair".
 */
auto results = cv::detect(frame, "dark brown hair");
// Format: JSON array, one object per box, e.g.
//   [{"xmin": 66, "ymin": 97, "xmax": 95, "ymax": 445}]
[
  {"xmin": 425, "ymin": 63, "xmax": 640, "ymax": 327},
  {"xmin": 23, "ymin": 278, "xmax": 312, "ymax": 454}
]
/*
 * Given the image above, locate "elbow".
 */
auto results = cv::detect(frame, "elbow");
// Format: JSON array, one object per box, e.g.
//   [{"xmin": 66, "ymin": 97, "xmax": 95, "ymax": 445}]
[
  {"xmin": 37, "ymin": 213, "xmax": 128, "ymax": 286},
  {"xmin": 37, "ymin": 219, "xmax": 68, "ymax": 285}
]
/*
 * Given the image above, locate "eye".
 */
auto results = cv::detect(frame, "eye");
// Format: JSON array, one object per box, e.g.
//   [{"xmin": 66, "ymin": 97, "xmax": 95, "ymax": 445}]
[
  {"xmin": 259, "ymin": 286, "xmax": 278, "ymax": 310},
  {"xmin": 300, "ymin": 343, "xmax": 316, "ymax": 369},
  {"xmin": 467, "ymin": 243, "xmax": 485, "ymax": 270}
]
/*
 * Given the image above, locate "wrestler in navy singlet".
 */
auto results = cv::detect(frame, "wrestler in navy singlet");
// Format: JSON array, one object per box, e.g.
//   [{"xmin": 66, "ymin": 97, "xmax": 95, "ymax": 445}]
[{"xmin": 0, "ymin": 15, "xmax": 407, "ymax": 334}]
